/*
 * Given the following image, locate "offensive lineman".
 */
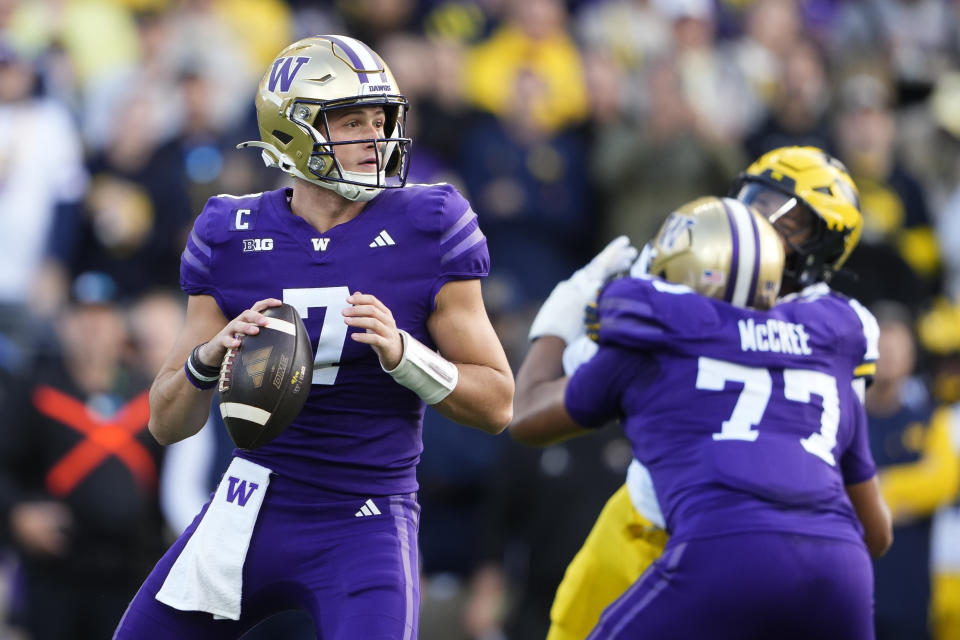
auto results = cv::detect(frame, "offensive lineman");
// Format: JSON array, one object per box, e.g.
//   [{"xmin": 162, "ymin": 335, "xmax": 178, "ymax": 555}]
[
  {"xmin": 535, "ymin": 146, "xmax": 894, "ymax": 640},
  {"xmin": 513, "ymin": 191, "xmax": 892, "ymax": 638}
]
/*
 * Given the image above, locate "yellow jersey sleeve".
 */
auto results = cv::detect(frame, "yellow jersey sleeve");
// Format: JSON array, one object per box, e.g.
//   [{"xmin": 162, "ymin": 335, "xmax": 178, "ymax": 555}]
[{"xmin": 880, "ymin": 406, "xmax": 960, "ymax": 518}]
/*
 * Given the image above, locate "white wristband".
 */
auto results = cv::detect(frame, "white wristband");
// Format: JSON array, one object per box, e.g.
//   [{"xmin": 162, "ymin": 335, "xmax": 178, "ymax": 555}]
[{"xmin": 383, "ymin": 330, "xmax": 459, "ymax": 405}]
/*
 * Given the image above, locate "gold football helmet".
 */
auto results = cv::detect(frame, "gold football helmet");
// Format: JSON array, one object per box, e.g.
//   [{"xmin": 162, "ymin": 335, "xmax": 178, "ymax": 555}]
[
  {"xmin": 238, "ymin": 35, "xmax": 411, "ymax": 201},
  {"xmin": 648, "ymin": 196, "xmax": 785, "ymax": 309},
  {"xmin": 730, "ymin": 146, "xmax": 862, "ymax": 287}
]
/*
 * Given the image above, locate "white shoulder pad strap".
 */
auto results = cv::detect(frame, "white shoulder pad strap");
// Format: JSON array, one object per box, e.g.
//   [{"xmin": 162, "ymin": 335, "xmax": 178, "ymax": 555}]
[
  {"xmin": 562, "ymin": 334, "xmax": 599, "ymax": 376},
  {"xmin": 848, "ymin": 297, "xmax": 880, "ymax": 368},
  {"xmin": 626, "ymin": 459, "xmax": 665, "ymax": 529}
]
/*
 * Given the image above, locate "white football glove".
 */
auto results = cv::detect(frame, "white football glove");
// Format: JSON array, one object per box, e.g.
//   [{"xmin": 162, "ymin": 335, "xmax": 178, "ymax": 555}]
[{"xmin": 528, "ymin": 235, "xmax": 638, "ymax": 343}]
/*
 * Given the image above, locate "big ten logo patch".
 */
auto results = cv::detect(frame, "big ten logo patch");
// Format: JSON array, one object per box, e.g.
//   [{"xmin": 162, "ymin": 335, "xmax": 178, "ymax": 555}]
[{"xmin": 243, "ymin": 238, "xmax": 274, "ymax": 252}]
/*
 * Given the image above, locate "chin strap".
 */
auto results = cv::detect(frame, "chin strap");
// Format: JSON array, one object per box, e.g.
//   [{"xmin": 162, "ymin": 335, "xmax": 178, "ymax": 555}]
[
  {"xmin": 236, "ymin": 140, "xmax": 384, "ymax": 202},
  {"xmin": 325, "ymin": 168, "xmax": 384, "ymax": 202}
]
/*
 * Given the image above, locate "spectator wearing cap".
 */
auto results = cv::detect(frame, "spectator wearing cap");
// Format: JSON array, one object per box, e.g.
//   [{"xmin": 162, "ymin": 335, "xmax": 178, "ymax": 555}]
[
  {"xmin": 918, "ymin": 299, "xmax": 960, "ymax": 640},
  {"xmin": 0, "ymin": 272, "xmax": 165, "ymax": 640},
  {"xmin": 742, "ymin": 37, "xmax": 836, "ymax": 160},
  {"xmin": 463, "ymin": 0, "xmax": 588, "ymax": 134},
  {"xmin": 833, "ymin": 70, "xmax": 942, "ymax": 311},
  {"xmin": 651, "ymin": 0, "xmax": 756, "ymax": 144},
  {"xmin": 866, "ymin": 301, "xmax": 960, "ymax": 640},
  {"xmin": 929, "ymin": 72, "xmax": 960, "ymax": 303}
]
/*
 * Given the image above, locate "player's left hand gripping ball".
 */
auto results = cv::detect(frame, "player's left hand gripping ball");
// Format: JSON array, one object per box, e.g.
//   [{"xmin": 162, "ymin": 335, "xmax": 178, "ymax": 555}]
[{"xmin": 218, "ymin": 304, "xmax": 313, "ymax": 449}]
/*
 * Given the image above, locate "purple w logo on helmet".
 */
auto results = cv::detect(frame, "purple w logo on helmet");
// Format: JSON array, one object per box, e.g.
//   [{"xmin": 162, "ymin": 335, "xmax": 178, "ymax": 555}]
[
  {"xmin": 268, "ymin": 56, "xmax": 309, "ymax": 93},
  {"xmin": 660, "ymin": 214, "xmax": 696, "ymax": 251}
]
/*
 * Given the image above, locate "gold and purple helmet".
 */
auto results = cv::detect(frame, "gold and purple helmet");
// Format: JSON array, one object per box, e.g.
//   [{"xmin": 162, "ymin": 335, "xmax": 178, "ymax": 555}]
[
  {"xmin": 648, "ymin": 196, "xmax": 785, "ymax": 310},
  {"xmin": 730, "ymin": 146, "xmax": 862, "ymax": 287},
  {"xmin": 238, "ymin": 35, "xmax": 411, "ymax": 202}
]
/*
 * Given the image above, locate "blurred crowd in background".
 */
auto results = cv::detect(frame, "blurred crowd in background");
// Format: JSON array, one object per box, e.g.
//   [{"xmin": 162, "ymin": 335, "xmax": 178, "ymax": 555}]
[{"xmin": 1, "ymin": 0, "xmax": 960, "ymax": 638}]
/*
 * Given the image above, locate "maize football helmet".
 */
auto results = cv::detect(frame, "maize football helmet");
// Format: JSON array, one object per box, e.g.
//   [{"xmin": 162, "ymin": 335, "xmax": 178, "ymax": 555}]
[
  {"xmin": 238, "ymin": 35, "xmax": 411, "ymax": 202},
  {"xmin": 730, "ymin": 146, "xmax": 862, "ymax": 287},
  {"xmin": 647, "ymin": 196, "xmax": 785, "ymax": 310}
]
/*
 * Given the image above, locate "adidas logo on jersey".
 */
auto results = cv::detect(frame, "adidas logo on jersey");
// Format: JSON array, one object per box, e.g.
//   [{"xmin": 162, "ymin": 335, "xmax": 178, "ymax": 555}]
[
  {"xmin": 354, "ymin": 498, "xmax": 382, "ymax": 517},
  {"xmin": 369, "ymin": 230, "xmax": 395, "ymax": 248}
]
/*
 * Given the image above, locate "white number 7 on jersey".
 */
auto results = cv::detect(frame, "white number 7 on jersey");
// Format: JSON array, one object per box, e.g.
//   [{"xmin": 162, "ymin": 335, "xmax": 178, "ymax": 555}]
[
  {"xmin": 696, "ymin": 356, "xmax": 840, "ymax": 466},
  {"xmin": 283, "ymin": 286, "xmax": 351, "ymax": 385}
]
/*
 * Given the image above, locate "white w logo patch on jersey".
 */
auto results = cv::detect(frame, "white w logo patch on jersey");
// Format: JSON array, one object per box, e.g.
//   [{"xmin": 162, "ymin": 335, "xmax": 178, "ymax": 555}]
[
  {"xmin": 369, "ymin": 230, "xmax": 396, "ymax": 248},
  {"xmin": 312, "ymin": 238, "xmax": 331, "ymax": 251}
]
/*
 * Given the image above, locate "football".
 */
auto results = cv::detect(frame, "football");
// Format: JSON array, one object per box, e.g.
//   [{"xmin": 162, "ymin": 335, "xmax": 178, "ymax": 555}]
[{"xmin": 218, "ymin": 303, "xmax": 313, "ymax": 450}]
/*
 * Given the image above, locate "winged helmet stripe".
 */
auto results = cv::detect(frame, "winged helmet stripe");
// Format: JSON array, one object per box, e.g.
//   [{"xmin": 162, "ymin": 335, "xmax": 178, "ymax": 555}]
[
  {"xmin": 728, "ymin": 199, "xmax": 760, "ymax": 308},
  {"xmin": 720, "ymin": 200, "xmax": 741, "ymax": 305}
]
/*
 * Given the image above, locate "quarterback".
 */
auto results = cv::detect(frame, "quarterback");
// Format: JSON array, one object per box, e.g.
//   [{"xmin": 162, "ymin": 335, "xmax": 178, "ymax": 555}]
[
  {"xmin": 517, "ymin": 148, "xmax": 893, "ymax": 639},
  {"xmin": 114, "ymin": 36, "xmax": 513, "ymax": 639}
]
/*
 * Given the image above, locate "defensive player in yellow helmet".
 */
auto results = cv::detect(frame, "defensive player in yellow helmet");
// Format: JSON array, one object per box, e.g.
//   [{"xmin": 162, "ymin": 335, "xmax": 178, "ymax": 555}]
[
  {"xmin": 541, "ymin": 146, "xmax": 881, "ymax": 640},
  {"xmin": 730, "ymin": 145, "xmax": 863, "ymax": 291},
  {"xmin": 514, "ymin": 183, "xmax": 888, "ymax": 638}
]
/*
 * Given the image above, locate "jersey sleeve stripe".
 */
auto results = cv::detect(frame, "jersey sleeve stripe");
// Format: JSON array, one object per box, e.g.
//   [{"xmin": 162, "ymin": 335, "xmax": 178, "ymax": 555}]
[
  {"xmin": 439, "ymin": 208, "xmax": 477, "ymax": 244},
  {"xmin": 181, "ymin": 247, "xmax": 210, "ymax": 275},
  {"xmin": 189, "ymin": 229, "xmax": 212, "ymax": 257},
  {"xmin": 599, "ymin": 294, "xmax": 655, "ymax": 317},
  {"xmin": 440, "ymin": 227, "xmax": 485, "ymax": 265}
]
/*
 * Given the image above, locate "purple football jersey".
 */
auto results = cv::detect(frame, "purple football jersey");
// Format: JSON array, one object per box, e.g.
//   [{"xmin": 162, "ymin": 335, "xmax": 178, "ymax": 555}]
[
  {"xmin": 566, "ymin": 277, "xmax": 879, "ymax": 543},
  {"xmin": 180, "ymin": 185, "xmax": 488, "ymax": 496},
  {"xmin": 588, "ymin": 532, "xmax": 874, "ymax": 640}
]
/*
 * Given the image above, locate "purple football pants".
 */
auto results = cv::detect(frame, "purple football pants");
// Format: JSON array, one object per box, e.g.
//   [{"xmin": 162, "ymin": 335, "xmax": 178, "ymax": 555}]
[
  {"xmin": 587, "ymin": 532, "xmax": 875, "ymax": 640},
  {"xmin": 113, "ymin": 472, "xmax": 420, "ymax": 640}
]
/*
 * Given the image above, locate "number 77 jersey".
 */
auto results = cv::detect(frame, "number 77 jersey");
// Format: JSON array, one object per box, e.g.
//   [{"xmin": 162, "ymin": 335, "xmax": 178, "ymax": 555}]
[
  {"xmin": 179, "ymin": 184, "xmax": 489, "ymax": 497},
  {"xmin": 565, "ymin": 276, "xmax": 880, "ymax": 544}
]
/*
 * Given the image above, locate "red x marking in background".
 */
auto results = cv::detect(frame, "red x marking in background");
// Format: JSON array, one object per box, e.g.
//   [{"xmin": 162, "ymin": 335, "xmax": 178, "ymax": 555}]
[{"xmin": 32, "ymin": 386, "xmax": 156, "ymax": 498}]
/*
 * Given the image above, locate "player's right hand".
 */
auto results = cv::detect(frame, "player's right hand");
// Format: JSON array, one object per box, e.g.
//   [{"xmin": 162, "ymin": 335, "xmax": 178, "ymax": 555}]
[{"xmin": 198, "ymin": 298, "xmax": 283, "ymax": 367}]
